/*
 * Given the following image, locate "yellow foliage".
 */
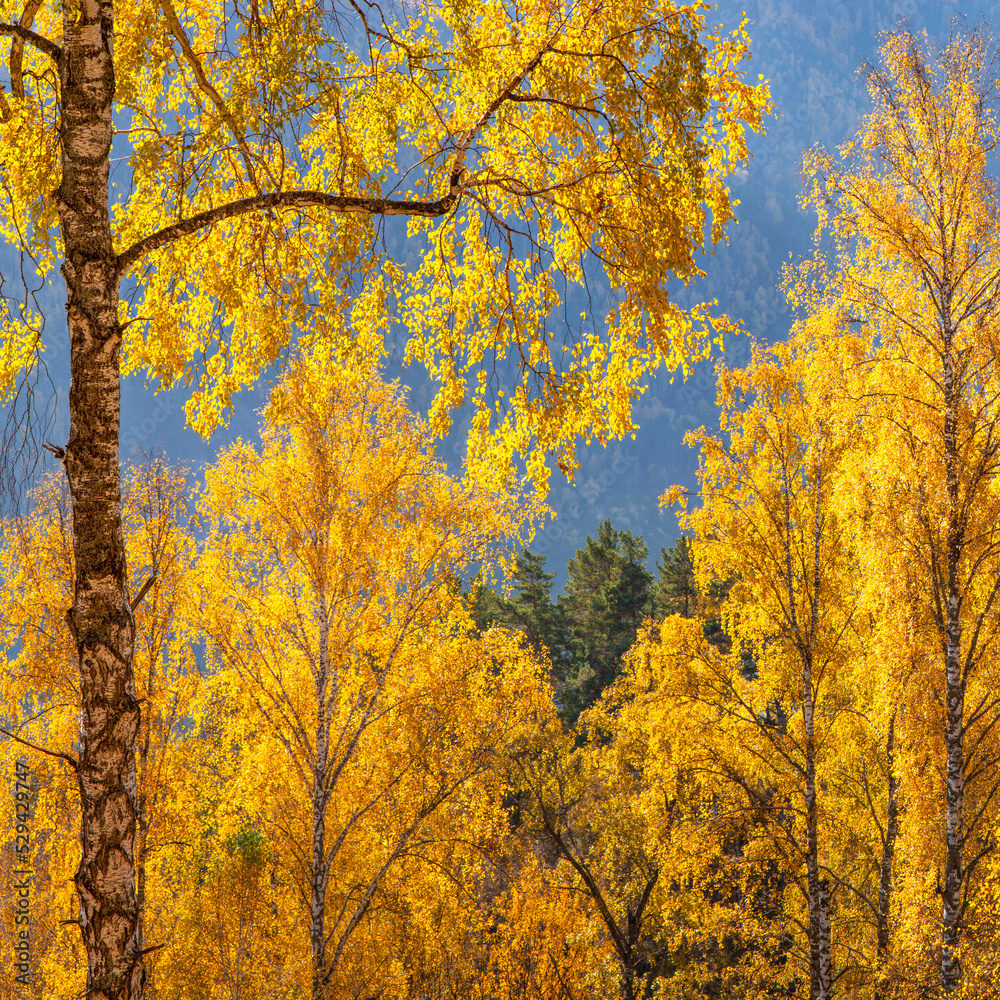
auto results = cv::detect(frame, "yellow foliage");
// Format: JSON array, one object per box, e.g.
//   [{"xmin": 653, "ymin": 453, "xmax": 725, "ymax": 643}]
[
  {"xmin": 1, "ymin": 0, "xmax": 769, "ymax": 492},
  {"xmin": 0, "ymin": 459, "xmax": 202, "ymax": 1000},
  {"xmin": 188, "ymin": 345, "xmax": 555, "ymax": 999}
]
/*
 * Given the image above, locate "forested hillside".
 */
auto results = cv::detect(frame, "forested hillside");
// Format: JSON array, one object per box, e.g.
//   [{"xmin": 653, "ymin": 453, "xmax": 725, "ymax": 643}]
[{"xmin": 4, "ymin": 5, "xmax": 1000, "ymax": 1000}]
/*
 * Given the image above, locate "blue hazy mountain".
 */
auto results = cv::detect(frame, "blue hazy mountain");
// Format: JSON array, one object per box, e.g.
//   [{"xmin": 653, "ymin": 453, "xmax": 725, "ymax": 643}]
[{"xmin": 529, "ymin": 0, "xmax": 992, "ymax": 588}]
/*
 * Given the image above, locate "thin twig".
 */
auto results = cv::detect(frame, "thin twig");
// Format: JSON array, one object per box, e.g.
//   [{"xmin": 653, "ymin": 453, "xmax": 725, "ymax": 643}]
[{"xmin": 131, "ymin": 575, "xmax": 157, "ymax": 612}]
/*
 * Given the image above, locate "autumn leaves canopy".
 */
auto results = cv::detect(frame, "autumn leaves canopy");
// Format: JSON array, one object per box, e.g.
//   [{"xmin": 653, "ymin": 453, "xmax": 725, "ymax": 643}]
[
  {"xmin": 651, "ymin": 29, "xmax": 1000, "ymax": 998},
  {"xmin": 4, "ymin": 0, "xmax": 1000, "ymax": 996},
  {"xmin": 0, "ymin": 350, "xmax": 555, "ymax": 999},
  {"xmin": 0, "ymin": 0, "xmax": 769, "ymax": 995},
  {"xmin": 0, "ymin": 0, "xmax": 770, "ymax": 489}
]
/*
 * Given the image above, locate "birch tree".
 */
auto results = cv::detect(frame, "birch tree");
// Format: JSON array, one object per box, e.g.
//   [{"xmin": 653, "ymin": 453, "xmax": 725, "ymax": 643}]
[
  {"xmin": 796, "ymin": 28, "xmax": 1000, "ymax": 995},
  {"xmin": 659, "ymin": 331, "xmax": 869, "ymax": 1000},
  {"xmin": 195, "ymin": 346, "xmax": 550, "ymax": 1000},
  {"xmin": 0, "ymin": 458, "xmax": 199, "ymax": 997}
]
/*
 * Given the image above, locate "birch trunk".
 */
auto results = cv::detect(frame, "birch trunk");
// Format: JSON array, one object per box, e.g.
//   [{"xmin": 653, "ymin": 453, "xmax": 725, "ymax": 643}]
[
  {"xmin": 873, "ymin": 714, "xmax": 898, "ymax": 1000},
  {"xmin": 941, "ymin": 323, "xmax": 964, "ymax": 995},
  {"xmin": 312, "ymin": 604, "xmax": 332, "ymax": 1000},
  {"xmin": 802, "ymin": 668, "xmax": 832, "ymax": 1000},
  {"xmin": 876, "ymin": 716, "xmax": 898, "ymax": 959},
  {"xmin": 135, "ymin": 651, "xmax": 155, "ymax": 960},
  {"xmin": 56, "ymin": 0, "xmax": 145, "ymax": 995},
  {"xmin": 798, "ymin": 466, "xmax": 832, "ymax": 1000}
]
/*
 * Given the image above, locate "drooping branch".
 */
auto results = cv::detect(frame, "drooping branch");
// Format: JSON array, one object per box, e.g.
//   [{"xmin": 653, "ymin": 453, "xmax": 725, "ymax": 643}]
[
  {"xmin": 115, "ymin": 185, "xmax": 463, "ymax": 275},
  {"xmin": 0, "ymin": 20, "xmax": 62, "ymax": 65}
]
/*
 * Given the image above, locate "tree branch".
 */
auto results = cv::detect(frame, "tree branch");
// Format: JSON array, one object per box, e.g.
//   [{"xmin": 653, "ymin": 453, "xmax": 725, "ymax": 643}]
[
  {"xmin": 543, "ymin": 818, "xmax": 630, "ymax": 963},
  {"xmin": 448, "ymin": 41, "xmax": 552, "ymax": 185},
  {"xmin": 0, "ymin": 21, "xmax": 62, "ymax": 65},
  {"xmin": 113, "ymin": 38, "xmax": 557, "ymax": 274},
  {"xmin": 130, "ymin": 574, "xmax": 157, "ymax": 612},
  {"xmin": 0, "ymin": 725, "xmax": 78, "ymax": 771},
  {"xmin": 8, "ymin": 0, "xmax": 45, "ymax": 101},
  {"xmin": 42, "ymin": 440, "xmax": 65, "ymax": 463},
  {"xmin": 115, "ymin": 187, "xmax": 462, "ymax": 275}
]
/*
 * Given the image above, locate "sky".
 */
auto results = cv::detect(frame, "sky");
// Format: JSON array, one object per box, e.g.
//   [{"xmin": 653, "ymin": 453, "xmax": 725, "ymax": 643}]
[{"xmin": 4, "ymin": 0, "xmax": 998, "ymax": 591}]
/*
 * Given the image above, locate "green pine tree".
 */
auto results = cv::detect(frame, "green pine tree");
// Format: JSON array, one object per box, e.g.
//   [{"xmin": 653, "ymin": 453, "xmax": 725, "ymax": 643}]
[
  {"xmin": 654, "ymin": 537, "xmax": 698, "ymax": 618},
  {"xmin": 504, "ymin": 549, "xmax": 569, "ymax": 666},
  {"xmin": 654, "ymin": 536, "xmax": 736, "ymax": 657},
  {"xmin": 559, "ymin": 520, "xmax": 654, "ymax": 724},
  {"xmin": 467, "ymin": 550, "xmax": 568, "ymax": 672}
]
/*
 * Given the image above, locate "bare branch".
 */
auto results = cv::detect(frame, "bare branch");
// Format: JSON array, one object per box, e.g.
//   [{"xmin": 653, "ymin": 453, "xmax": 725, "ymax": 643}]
[
  {"xmin": 0, "ymin": 725, "xmax": 79, "ymax": 771},
  {"xmin": 130, "ymin": 574, "xmax": 157, "ymax": 612},
  {"xmin": 158, "ymin": 0, "xmax": 263, "ymax": 192},
  {"xmin": 8, "ymin": 0, "xmax": 45, "ymax": 100}
]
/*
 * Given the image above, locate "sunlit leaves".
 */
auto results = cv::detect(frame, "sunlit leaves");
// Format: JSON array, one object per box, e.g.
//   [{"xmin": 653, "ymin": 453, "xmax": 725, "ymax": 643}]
[
  {"xmin": 190, "ymin": 346, "xmax": 554, "ymax": 999},
  {"xmin": 4, "ymin": 0, "xmax": 767, "ymax": 492}
]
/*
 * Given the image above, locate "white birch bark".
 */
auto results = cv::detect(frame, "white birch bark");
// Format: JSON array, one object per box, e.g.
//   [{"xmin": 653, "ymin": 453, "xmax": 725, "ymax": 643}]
[
  {"xmin": 940, "ymin": 316, "xmax": 964, "ymax": 995},
  {"xmin": 311, "ymin": 601, "xmax": 332, "ymax": 1000},
  {"xmin": 789, "ymin": 459, "xmax": 834, "ymax": 1000},
  {"xmin": 873, "ymin": 714, "xmax": 898, "ymax": 1000}
]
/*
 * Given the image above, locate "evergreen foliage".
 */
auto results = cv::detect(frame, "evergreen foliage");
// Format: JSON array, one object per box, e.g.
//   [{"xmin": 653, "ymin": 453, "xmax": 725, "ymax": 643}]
[
  {"xmin": 558, "ymin": 520, "xmax": 654, "ymax": 722},
  {"xmin": 654, "ymin": 537, "xmax": 698, "ymax": 618}
]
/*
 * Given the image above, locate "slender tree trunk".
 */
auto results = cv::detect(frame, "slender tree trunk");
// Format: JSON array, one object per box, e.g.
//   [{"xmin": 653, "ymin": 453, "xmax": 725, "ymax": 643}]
[
  {"xmin": 803, "ymin": 674, "xmax": 832, "ymax": 1000},
  {"xmin": 58, "ymin": 0, "xmax": 145, "ymax": 996},
  {"xmin": 876, "ymin": 713, "xmax": 898, "ymax": 960},
  {"xmin": 941, "ymin": 330, "xmax": 965, "ymax": 995},
  {"xmin": 136, "ymin": 769, "xmax": 149, "ymax": 957},
  {"xmin": 136, "ymin": 658, "xmax": 154, "ymax": 960},
  {"xmin": 619, "ymin": 963, "xmax": 635, "ymax": 1000},
  {"xmin": 818, "ymin": 875, "xmax": 831, "ymax": 989},
  {"xmin": 619, "ymin": 874, "xmax": 657, "ymax": 1000},
  {"xmin": 801, "ymin": 474, "xmax": 832, "ymax": 1000},
  {"xmin": 873, "ymin": 713, "xmax": 898, "ymax": 1000}
]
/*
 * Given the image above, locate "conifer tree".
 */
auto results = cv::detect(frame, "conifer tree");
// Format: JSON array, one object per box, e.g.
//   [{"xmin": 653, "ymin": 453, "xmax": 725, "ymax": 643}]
[
  {"xmin": 559, "ymin": 520, "xmax": 654, "ymax": 722},
  {"xmin": 503, "ymin": 550, "xmax": 567, "ymax": 668},
  {"xmin": 654, "ymin": 538, "xmax": 698, "ymax": 619}
]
